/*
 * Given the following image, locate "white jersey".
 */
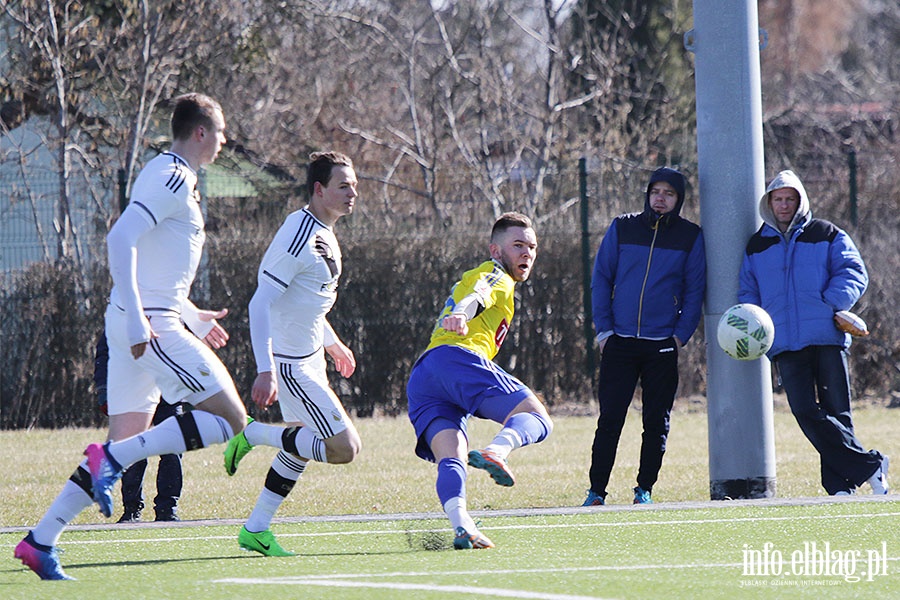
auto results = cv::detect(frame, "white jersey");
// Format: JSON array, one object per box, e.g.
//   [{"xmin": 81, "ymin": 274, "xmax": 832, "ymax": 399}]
[
  {"xmin": 258, "ymin": 207, "xmax": 341, "ymax": 357},
  {"xmin": 110, "ymin": 152, "xmax": 204, "ymax": 315}
]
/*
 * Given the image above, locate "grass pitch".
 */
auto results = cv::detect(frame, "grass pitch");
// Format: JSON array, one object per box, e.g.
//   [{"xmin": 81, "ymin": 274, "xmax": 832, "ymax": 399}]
[
  {"xmin": 2, "ymin": 500, "xmax": 898, "ymax": 599},
  {"xmin": 2, "ymin": 406, "xmax": 899, "ymax": 598}
]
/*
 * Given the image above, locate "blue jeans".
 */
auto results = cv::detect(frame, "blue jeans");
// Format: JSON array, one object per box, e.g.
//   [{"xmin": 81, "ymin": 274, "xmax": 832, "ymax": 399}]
[{"xmin": 775, "ymin": 346, "xmax": 881, "ymax": 494}]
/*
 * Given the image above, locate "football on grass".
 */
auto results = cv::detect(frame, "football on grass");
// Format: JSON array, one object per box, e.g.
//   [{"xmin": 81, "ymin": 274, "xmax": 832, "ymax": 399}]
[{"xmin": 717, "ymin": 303, "xmax": 775, "ymax": 361}]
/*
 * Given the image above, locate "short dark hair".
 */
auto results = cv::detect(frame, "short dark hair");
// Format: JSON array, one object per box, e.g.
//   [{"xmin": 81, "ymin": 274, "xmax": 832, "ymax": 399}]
[
  {"xmin": 307, "ymin": 151, "xmax": 354, "ymax": 198},
  {"xmin": 491, "ymin": 212, "xmax": 533, "ymax": 241},
  {"xmin": 170, "ymin": 93, "xmax": 222, "ymax": 141}
]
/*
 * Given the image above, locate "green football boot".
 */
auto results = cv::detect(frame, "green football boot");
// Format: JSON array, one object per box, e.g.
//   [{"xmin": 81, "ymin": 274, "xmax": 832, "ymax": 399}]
[
  {"xmin": 238, "ymin": 526, "xmax": 296, "ymax": 557},
  {"xmin": 224, "ymin": 416, "xmax": 255, "ymax": 476}
]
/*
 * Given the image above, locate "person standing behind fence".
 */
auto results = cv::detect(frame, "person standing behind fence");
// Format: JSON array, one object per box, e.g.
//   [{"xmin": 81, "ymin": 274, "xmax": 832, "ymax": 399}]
[
  {"xmin": 406, "ymin": 212, "xmax": 553, "ymax": 550},
  {"xmin": 583, "ymin": 167, "xmax": 706, "ymax": 507},
  {"xmin": 222, "ymin": 151, "xmax": 362, "ymax": 557},
  {"xmin": 738, "ymin": 169, "xmax": 888, "ymax": 496},
  {"xmin": 93, "ymin": 332, "xmax": 184, "ymax": 522},
  {"xmin": 15, "ymin": 93, "xmax": 248, "ymax": 581}
]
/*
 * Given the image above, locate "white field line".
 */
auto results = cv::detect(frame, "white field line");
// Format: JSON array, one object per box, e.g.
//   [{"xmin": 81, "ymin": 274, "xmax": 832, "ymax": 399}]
[
  {"xmin": 220, "ymin": 562, "xmax": 742, "ymax": 579},
  {"xmin": 4, "ymin": 510, "xmax": 900, "ymax": 547},
  {"xmin": 214, "ymin": 577, "xmax": 615, "ymax": 600},
  {"xmin": 3, "ymin": 493, "xmax": 898, "ymax": 534},
  {"xmin": 215, "ymin": 550, "xmax": 900, "ymax": 598},
  {"xmin": 4, "ymin": 492, "xmax": 899, "ymax": 535}
]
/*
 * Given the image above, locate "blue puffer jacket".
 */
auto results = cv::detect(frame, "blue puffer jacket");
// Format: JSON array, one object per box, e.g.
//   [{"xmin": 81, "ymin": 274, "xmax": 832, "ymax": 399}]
[
  {"xmin": 592, "ymin": 168, "xmax": 706, "ymax": 344},
  {"xmin": 738, "ymin": 170, "xmax": 868, "ymax": 356}
]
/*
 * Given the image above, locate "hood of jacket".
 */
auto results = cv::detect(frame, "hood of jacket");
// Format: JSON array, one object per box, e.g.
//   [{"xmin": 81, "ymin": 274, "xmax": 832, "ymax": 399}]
[
  {"xmin": 642, "ymin": 167, "xmax": 686, "ymax": 228},
  {"xmin": 759, "ymin": 169, "xmax": 811, "ymax": 233}
]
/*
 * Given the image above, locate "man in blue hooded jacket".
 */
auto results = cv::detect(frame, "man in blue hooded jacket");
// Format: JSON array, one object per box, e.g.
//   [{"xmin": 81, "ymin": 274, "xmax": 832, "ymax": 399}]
[
  {"xmin": 738, "ymin": 169, "xmax": 888, "ymax": 496},
  {"xmin": 584, "ymin": 167, "xmax": 706, "ymax": 506}
]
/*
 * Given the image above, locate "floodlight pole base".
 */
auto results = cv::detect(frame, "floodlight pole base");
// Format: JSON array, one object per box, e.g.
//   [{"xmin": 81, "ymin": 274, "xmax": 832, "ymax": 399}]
[{"xmin": 710, "ymin": 477, "xmax": 776, "ymax": 500}]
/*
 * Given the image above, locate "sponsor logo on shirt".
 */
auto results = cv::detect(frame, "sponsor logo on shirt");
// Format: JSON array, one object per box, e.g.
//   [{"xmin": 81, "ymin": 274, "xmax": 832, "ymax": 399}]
[{"xmin": 495, "ymin": 318, "xmax": 509, "ymax": 348}]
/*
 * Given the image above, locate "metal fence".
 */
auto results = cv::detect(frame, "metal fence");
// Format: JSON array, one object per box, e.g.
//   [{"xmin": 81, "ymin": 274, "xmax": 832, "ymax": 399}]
[
  {"xmin": 0, "ymin": 174, "xmax": 111, "ymax": 279},
  {"xmin": 0, "ymin": 160, "xmax": 613, "ymax": 288},
  {"xmin": 3, "ymin": 147, "xmax": 887, "ymax": 277},
  {"xmin": 2, "ymin": 148, "xmax": 896, "ymax": 428}
]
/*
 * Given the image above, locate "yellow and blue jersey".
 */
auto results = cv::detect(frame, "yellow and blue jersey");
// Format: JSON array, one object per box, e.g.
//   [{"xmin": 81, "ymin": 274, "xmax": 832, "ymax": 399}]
[{"xmin": 426, "ymin": 259, "xmax": 515, "ymax": 360}]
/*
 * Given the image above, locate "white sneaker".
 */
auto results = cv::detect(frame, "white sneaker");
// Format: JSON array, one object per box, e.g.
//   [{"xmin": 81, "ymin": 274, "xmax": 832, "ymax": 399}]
[{"xmin": 868, "ymin": 456, "xmax": 889, "ymax": 495}]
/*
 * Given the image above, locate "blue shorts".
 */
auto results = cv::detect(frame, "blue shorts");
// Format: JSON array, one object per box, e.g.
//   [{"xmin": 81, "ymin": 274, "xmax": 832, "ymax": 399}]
[{"xmin": 406, "ymin": 345, "xmax": 533, "ymax": 462}]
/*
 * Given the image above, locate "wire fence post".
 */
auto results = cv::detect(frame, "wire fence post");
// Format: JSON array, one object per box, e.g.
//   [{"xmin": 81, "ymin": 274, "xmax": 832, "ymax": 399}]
[
  {"xmin": 848, "ymin": 148, "xmax": 858, "ymax": 227},
  {"xmin": 117, "ymin": 168, "xmax": 127, "ymax": 214},
  {"xmin": 579, "ymin": 157, "xmax": 596, "ymax": 376},
  {"xmin": 195, "ymin": 169, "xmax": 210, "ymax": 305}
]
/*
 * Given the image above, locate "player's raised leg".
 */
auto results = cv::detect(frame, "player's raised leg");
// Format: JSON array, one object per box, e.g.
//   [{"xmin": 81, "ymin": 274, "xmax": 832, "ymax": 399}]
[{"xmin": 469, "ymin": 393, "xmax": 553, "ymax": 487}]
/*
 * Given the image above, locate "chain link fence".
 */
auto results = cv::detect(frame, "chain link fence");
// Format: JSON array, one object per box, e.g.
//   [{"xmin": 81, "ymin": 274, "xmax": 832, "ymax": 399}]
[{"xmin": 2, "ymin": 149, "xmax": 897, "ymax": 429}]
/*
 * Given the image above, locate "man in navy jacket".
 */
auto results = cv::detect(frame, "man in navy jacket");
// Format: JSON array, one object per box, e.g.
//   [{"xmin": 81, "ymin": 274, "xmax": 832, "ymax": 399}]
[
  {"xmin": 584, "ymin": 167, "xmax": 706, "ymax": 506},
  {"xmin": 739, "ymin": 169, "xmax": 888, "ymax": 496}
]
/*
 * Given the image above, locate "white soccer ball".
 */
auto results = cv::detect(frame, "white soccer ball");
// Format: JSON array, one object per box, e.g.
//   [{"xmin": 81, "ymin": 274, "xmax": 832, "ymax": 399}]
[{"xmin": 716, "ymin": 303, "xmax": 775, "ymax": 361}]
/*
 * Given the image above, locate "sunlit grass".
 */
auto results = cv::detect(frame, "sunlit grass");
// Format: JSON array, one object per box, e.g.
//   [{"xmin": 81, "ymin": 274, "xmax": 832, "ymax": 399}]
[
  {"xmin": 2, "ymin": 401, "xmax": 898, "ymax": 528},
  {"xmin": 3, "ymin": 501, "xmax": 899, "ymax": 599}
]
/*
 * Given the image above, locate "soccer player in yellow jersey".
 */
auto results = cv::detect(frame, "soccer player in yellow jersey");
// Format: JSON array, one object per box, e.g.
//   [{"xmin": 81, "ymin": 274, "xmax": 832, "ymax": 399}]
[{"xmin": 407, "ymin": 212, "xmax": 553, "ymax": 549}]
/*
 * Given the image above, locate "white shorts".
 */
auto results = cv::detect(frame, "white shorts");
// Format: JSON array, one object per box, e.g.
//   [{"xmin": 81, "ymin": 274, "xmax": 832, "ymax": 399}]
[
  {"xmin": 105, "ymin": 304, "xmax": 234, "ymax": 415},
  {"xmin": 275, "ymin": 349, "xmax": 349, "ymax": 438}
]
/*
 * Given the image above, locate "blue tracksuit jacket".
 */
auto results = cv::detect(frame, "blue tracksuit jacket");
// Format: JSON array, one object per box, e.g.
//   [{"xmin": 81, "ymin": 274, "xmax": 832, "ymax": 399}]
[
  {"xmin": 592, "ymin": 201, "xmax": 706, "ymax": 344},
  {"xmin": 738, "ymin": 217, "xmax": 867, "ymax": 356},
  {"xmin": 738, "ymin": 170, "xmax": 867, "ymax": 357}
]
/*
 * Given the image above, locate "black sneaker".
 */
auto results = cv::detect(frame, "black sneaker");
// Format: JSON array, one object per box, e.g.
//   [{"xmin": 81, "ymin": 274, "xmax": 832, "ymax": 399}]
[
  {"xmin": 117, "ymin": 508, "xmax": 142, "ymax": 523},
  {"xmin": 154, "ymin": 511, "xmax": 180, "ymax": 522}
]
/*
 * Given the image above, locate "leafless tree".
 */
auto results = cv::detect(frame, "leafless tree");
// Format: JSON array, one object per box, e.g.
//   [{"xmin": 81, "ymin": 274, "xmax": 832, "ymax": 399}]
[
  {"xmin": 250, "ymin": 1, "xmax": 624, "ymax": 227},
  {"xmin": 0, "ymin": 0, "xmax": 99, "ymax": 266}
]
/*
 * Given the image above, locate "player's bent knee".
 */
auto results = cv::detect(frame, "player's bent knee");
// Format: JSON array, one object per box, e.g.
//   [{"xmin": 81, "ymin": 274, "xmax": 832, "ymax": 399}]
[
  {"xmin": 324, "ymin": 430, "xmax": 362, "ymax": 464},
  {"xmin": 515, "ymin": 395, "xmax": 550, "ymax": 419},
  {"xmin": 326, "ymin": 444, "xmax": 360, "ymax": 464},
  {"xmin": 531, "ymin": 411, "xmax": 553, "ymax": 442},
  {"xmin": 195, "ymin": 390, "xmax": 247, "ymax": 437},
  {"xmin": 541, "ymin": 412, "xmax": 554, "ymax": 437}
]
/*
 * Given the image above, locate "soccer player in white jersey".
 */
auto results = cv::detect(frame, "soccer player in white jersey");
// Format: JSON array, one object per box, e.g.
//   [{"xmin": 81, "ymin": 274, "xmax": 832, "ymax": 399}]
[
  {"xmin": 223, "ymin": 151, "xmax": 362, "ymax": 556},
  {"xmin": 15, "ymin": 93, "xmax": 248, "ymax": 580}
]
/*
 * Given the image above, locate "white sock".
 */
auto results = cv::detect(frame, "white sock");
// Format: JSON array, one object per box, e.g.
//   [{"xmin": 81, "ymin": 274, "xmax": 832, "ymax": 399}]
[
  {"xmin": 243, "ymin": 421, "xmax": 326, "ymax": 463},
  {"xmin": 443, "ymin": 497, "xmax": 477, "ymax": 532},
  {"xmin": 245, "ymin": 489, "xmax": 284, "ymax": 533},
  {"xmin": 109, "ymin": 412, "xmax": 233, "ymax": 468},
  {"xmin": 289, "ymin": 427, "xmax": 327, "ymax": 463},
  {"xmin": 245, "ymin": 452, "xmax": 307, "ymax": 532},
  {"xmin": 31, "ymin": 464, "xmax": 93, "ymax": 547},
  {"xmin": 243, "ymin": 420, "xmax": 283, "ymax": 448},
  {"xmin": 484, "ymin": 428, "xmax": 523, "ymax": 459}
]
